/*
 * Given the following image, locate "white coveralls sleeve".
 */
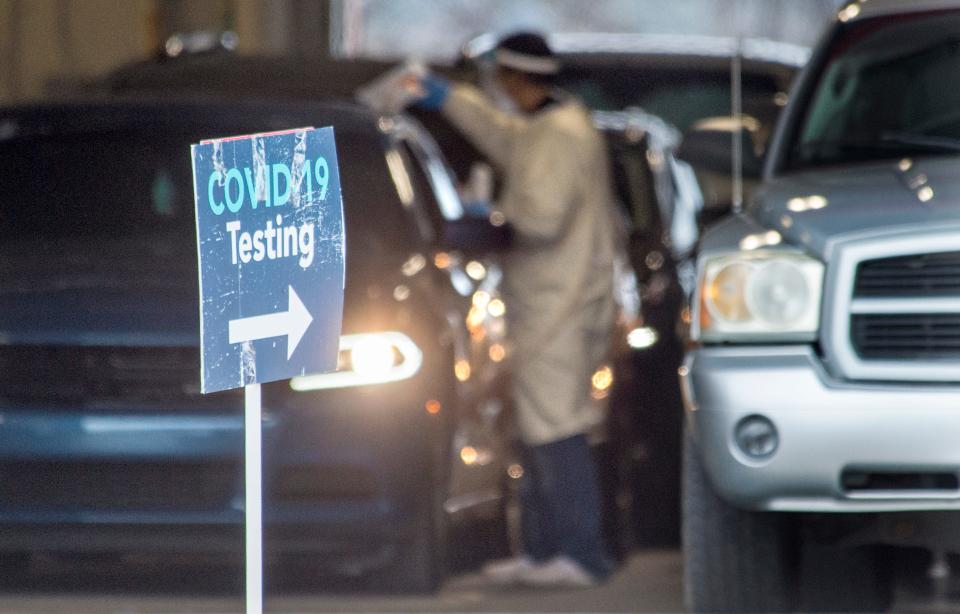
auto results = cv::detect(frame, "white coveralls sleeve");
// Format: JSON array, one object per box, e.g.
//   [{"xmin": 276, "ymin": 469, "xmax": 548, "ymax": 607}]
[
  {"xmin": 442, "ymin": 84, "xmax": 526, "ymax": 168},
  {"xmin": 498, "ymin": 124, "xmax": 579, "ymax": 244},
  {"xmin": 443, "ymin": 84, "xmax": 578, "ymax": 243}
]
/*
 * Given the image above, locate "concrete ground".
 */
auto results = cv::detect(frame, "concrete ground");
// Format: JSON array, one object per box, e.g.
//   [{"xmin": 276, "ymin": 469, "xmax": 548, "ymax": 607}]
[
  {"xmin": 0, "ymin": 549, "xmax": 683, "ymax": 614},
  {"xmin": 1, "ymin": 547, "xmax": 960, "ymax": 612}
]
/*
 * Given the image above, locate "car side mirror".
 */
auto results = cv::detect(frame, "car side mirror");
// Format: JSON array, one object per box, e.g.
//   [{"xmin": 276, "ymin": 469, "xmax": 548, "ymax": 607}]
[
  {"xmin": 676, "ymin": 116, "xmax": 764, "ymax": 180},
  {"xmin": 440, "ymin": 215, "xmax": 513, "ymax": 254}
]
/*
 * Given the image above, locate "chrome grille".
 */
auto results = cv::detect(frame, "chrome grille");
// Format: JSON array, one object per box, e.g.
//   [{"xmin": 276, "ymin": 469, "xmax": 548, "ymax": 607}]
[
  {"xmin": 851, "ymin": 314, "xmax": 960, "ymax": 360},
  {"xmin": 855, "ymin": 251, "xmax": 960, "ymax": 298},
  {"xmin": 824, "ymin": 231, "xmax": 960, "ymax": 383}
]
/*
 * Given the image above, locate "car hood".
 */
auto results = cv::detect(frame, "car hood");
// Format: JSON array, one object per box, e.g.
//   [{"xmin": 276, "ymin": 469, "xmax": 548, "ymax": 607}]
[
  {"xmin": 751, "ymin": 156, "xmax": 960, "ymax": 258},
  {"xmin": 0, "ymin": 235, "xmax": 198, "ymax": 346}
]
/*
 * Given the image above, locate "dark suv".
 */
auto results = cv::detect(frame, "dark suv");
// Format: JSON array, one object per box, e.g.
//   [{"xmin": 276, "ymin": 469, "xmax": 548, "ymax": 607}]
[{"xmin": 0, "ymin": 99, "xmax": 511, "ymax": 591}]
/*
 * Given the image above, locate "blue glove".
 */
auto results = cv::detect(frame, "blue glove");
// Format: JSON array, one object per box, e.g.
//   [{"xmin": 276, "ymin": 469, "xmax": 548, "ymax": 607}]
[
  {"xmin": 414, "ymin": 73, "xmax": 450, "ymax": 110},
  {"xmin": 464, "ymin": 200, "xmax": 492, "ymax": 217}
]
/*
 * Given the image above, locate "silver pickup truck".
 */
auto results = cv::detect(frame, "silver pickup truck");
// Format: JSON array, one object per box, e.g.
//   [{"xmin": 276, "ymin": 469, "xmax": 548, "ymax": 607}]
[{"xmin": 682, "ymin": 1, "xmax": 960, "ymax": 611}]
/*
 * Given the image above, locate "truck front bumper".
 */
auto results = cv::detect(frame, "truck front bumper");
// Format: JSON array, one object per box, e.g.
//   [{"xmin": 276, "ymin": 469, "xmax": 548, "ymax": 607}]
[{"xmin": 682, "ymin": 346, "xmax": 960, "ymax": 512}]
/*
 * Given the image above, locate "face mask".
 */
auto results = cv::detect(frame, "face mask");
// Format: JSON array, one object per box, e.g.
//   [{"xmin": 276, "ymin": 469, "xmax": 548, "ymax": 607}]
[{"xmin": 480, "ymin": 67, "xmax": 519, "ymax": 114}]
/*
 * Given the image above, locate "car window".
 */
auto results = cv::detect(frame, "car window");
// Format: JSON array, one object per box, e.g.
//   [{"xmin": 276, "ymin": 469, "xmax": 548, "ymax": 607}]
[{"xmin": 787, "ymin": 11, "xmax": 960, "ymax": 171}]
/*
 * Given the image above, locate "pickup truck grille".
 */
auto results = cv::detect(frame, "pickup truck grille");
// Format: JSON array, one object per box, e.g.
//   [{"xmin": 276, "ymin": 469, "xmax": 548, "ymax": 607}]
[
  {"xmin": 855, "ymin": 251, "xmax": 960, "ymax": 297},
  {"xmin": 851, "ymin": 314, "xmax": 960, "ymax": 359},
  {"xmin": 0, "ymin": 345, "xmax": 239, "ymax": 406},
  {"xmin": 850, "ymin": 252, "xmax": 960, "ymax": 363},
  {"xmin": 826, "ymin": 234, "xmax": 960, "ymax": 382}
]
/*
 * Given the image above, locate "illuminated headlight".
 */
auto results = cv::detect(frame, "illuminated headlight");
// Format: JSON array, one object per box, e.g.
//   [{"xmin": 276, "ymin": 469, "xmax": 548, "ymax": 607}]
[
  {"xmin": 627, "ymin": 326, "xmax": 658, "ymax": 350},
  {"xmin": 289, "ymin": 332, "xmax": 423, "ymax": 391},
  {"xmin": 350, "ymin": 336, "xmax": 397, "ymax": 377},
  {"xmin": 696, "ymin": 251, "xmax": 823, "ymax": 342}
]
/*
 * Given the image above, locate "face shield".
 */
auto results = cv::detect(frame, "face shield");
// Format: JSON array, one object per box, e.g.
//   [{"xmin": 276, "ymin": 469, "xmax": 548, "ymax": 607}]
[{"xmin": 476, "ymin": 54, "xmax": 520, "ymax": 113}]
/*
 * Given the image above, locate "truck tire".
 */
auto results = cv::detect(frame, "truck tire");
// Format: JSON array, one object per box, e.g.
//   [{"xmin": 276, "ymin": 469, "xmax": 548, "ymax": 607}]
[{"xmin": 682, "ymin": 432, "xmax": 799, "ymax": 613}]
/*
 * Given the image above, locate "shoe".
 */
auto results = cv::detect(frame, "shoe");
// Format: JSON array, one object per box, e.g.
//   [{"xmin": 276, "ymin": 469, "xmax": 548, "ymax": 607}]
[
  {"xmin": 517, "ymin": 555, "xmax": 599, "ymax": 589},
  {"xmin": 482, "ymin": 555, "xmax": 539, "ymax": 585}
]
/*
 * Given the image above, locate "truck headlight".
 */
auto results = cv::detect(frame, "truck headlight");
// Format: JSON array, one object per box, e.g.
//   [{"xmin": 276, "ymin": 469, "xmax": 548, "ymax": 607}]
[{"xmin": 696, "ymin": 251, "xmax": 823, "ymax": 342}]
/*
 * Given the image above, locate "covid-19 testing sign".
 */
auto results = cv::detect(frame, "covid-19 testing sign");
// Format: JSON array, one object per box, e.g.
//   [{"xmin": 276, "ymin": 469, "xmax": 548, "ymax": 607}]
[
  {"xmin": 191, "ymin": 126, "xmax": 345, "ymax": 394},
  {"xmin": 192, "ymin": 126, "xmax": 345, "ymax": 613}
]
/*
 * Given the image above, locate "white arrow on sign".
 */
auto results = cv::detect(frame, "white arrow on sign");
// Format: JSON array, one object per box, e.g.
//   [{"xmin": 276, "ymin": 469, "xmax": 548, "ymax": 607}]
[{"xmin": 228, "ymin": 285, "xmax": 314, "ymax": 359}]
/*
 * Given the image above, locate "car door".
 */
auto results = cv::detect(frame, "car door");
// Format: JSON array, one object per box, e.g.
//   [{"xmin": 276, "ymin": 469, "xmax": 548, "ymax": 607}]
[
  {"xmin": 383, "ymin": 118, "xmax": 511, "ymax": 528},
  {"xmin": 604, "ymin": 121, "xmax": 689, "ymax": 546}
]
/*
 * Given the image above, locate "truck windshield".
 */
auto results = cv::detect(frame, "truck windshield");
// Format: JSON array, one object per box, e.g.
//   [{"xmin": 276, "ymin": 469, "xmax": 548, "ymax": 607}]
[{"xmin": 786, "ymin": 11, "xmax": 960, "ymax": 171}]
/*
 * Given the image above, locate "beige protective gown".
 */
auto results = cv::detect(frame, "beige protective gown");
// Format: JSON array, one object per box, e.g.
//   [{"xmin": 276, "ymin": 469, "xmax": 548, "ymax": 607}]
[{"xmin": 443, "ymin": 84, "xmax": 619, "ymax": 445}]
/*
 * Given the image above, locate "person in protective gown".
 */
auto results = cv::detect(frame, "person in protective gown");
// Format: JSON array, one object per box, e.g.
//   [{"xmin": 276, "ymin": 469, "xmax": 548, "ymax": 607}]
[{"xmin": 414, "ymin": 32, "xmax": 620, "ymax": 587}]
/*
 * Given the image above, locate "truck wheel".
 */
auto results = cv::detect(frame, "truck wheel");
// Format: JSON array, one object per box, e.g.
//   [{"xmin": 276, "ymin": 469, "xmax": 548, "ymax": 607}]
[{"xmin": 682, "ymin": 432, "xmax": 799, "ymax": 613}]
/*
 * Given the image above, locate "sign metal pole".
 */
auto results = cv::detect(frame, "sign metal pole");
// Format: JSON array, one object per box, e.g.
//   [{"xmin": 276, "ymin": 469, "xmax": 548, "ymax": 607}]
[
  {"xmin": 245, "ymin": 383, "xmax": 263, "ymax": 614},
  {"xmin": 731, "ymin": 44, "xmax": 743, "ymax": 213},
  {"xmin": 731, "ymin": 0, "xmax": 744, "ymax": 214}
]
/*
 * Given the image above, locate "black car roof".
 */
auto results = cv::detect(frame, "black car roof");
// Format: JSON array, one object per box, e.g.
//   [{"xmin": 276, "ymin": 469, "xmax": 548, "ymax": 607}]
[
  {"xmin": 74, "ymin": 57, "xmax": 486, "ymax": 178},
  {"xmin": 0, "ymin": 97, "xmax": 381, "ymax": 137},
  {"xmin": 93, "ymin": 55, "xmax": 396, "ymax": 102}
]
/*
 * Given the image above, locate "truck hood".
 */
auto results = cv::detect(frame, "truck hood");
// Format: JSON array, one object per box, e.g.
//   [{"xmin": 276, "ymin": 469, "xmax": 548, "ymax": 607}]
[
  {"xmin": 751, "ymin": 157, "xmax": 960, "ymax": 258},
  {"xmin": 0, "ymin": 235, "xmax": 198, "ymax": 346}
]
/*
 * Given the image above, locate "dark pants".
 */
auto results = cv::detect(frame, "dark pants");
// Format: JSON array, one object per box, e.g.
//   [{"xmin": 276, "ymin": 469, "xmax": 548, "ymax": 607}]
[{"xmin": 520, "ymin": 433, "xmax": 613, "ymax": 580}]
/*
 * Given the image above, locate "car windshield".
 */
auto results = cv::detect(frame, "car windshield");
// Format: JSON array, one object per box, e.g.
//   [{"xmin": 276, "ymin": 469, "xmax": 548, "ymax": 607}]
[
  {"xmin": 0, "ymin": 130, "xmax": 200, "ymax": 240},
  {"xmin": 570, "ymin": 73, "xmax": 782, "ymax": 135},
  {"xmin": 786, "ymin": 11, "xmax": 960, "ymax": 171}
]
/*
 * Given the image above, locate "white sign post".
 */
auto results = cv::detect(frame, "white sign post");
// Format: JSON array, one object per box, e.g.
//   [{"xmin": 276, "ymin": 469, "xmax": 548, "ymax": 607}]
[{"xmin": 245, "ymin": 383, "xmax": 263, "ymax": 613}]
